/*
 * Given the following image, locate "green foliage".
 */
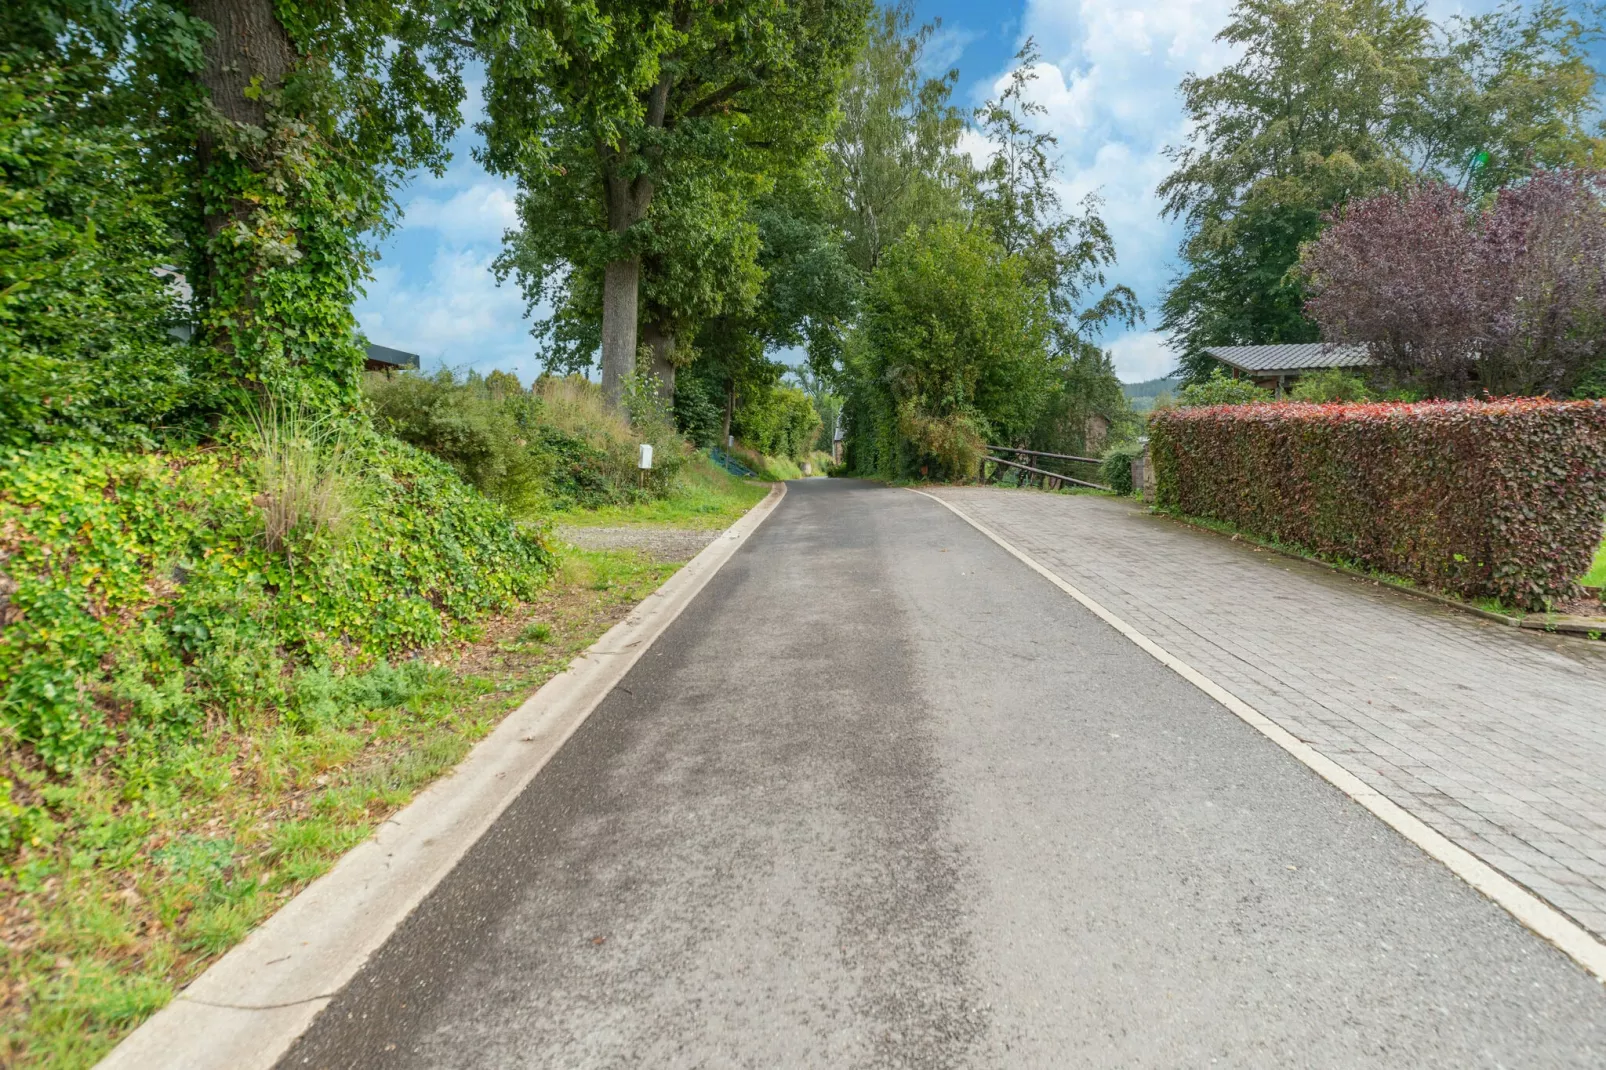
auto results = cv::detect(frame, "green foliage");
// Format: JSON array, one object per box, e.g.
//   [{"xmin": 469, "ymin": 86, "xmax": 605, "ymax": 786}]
[
  {"xmin": 1288, "ymin": 368, "xmax": 1373, "ymax": 403},
  {"xmin": 671, "ymin": 370, "xmax": 726, "ymax": 448},
  {"xmin": 1101, "ymin": 442, "xmax": 1144, "ymax": 497},
  {"xmin": 971, "ymin": 39, "xmax": 1140, "ymax": 341},
  {"xmin": 0, "ymin": 436, "xmax": 552, "ymax": 773},
  {"xmin": 1176, "ymin": 369, "xmax": 1274, "ymax": 407},
  {"xmin": 3, "ymin": 0, "xmax": 469, "ymax": 417},
  {"xmin": 1576, "ymin": 359, "xmax": 1606, "ymax": 400},
  {"xmin": 1159, "ymin": 0, "xmax": 1606, "ymax": 383},
  {"xmin": 484, "ymin": 0, "xmax": 868, "ymax": 397},
  {"xmin": 1032, "ymin": 346, "xmax": 1137, "ymax": 456},
  {"xmin": 0, "ymin": 60, "xmax": 201, "ymax": 449},
  {"xmin": 791, "ymin": 367, "xmax": 843, "ymax": 452},
  {"xmin": 735, "ymin": 384, "xmax": 822, "ymax": 461},
  {"xmin": 1148, "ymin": 398, "xmax": 1606, "ymax": 609},
  {"xmin": 367, "ymin": 371, "xmax": 691, "ymax": 513},
  {"xmin": 844, "ymin": 222, "xmax": 1053, "ymax": 480},
  {"xmin": 826, "ymin": 2, "xmax": 971, "ymax": 276},
  {"xmin": 366, "ymin": 370, "xmax": 550, "ymax": 515}
]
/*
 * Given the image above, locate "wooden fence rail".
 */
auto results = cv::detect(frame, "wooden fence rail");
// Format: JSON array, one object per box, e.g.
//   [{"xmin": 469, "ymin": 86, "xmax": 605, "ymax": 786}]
[
  {"xmin": 981, "ymin": 454, "xmax": 1108, "ymax": 491},
  {"xmin": 985, "ymin": 445, "xmax": 1103, "ymax": 466}
]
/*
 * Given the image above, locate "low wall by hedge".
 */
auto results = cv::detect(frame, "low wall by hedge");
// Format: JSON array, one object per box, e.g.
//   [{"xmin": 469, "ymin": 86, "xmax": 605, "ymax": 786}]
[{"xmin": 1148, "ymin": 399, "xmax": 1606, "ymax": 609}]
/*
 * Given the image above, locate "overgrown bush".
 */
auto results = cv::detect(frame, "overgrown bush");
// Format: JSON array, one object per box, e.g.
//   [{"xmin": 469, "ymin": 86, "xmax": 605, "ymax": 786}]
[
  {"xmin": 735, "ymin": 384, "xmax": 824, "ymax": 461},
  {"xmin": 0, "ymin": 435, "xmax": 553, "ymax": 776},
  {"xmin": 1149, "ymin": 399, "xmax": 1606, "ymax": 608},
  {"xmin": 1288, "ymin": 368, "xmax": 1372, "ymax": 403},
  {"xmin": 1176, "ymin": 368, "xmax": 1272, "ymax": 407},
  {"xmin": 365, "ymin": 371, "xmax": 690, "ymax": 512},
  {"xmin": 843, "ymin": 222, "xmax": 1053, "ymax": 480},
  {"xmin": 0, "ymin": 61, "xmax": 203, "ymax": 449},
  {"xmin": 365, "ymin": 370, "xmax": 549, "ymax": 514},
  {"xmin": 1101, "ymin": 442, "xmax": 1143, "ymax": 496}
]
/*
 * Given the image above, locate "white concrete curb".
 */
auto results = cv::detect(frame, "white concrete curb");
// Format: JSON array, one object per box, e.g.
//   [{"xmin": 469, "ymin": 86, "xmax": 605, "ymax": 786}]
[
  {"xmin": 911, "ymin": 487, "xmax": 1606, "ymax": 985},
  {"xmin": 99, "ymin": 484, "xmax": 788, "ymax": 1070}
]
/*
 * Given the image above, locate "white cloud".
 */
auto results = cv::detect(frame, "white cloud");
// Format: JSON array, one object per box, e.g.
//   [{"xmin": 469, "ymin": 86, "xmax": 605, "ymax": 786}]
[
  {"xmin": 356, "ymin": 247, "xmax": 546, "ymax": 381},
  {"xmin": 923, "ymin": 24, "xmax": 981, "ymax": 78},
  {"xmin": 1105, "ymin": 329, "xmax": 1177, "ymax": 382},
  {"xmin": 399, "ymin": 182, "xmax": 520, "ymax": 246}
]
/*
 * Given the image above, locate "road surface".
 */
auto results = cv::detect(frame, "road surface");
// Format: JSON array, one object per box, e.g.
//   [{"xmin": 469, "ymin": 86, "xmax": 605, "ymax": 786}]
[{"xmin": 281, "ymin": 479, "xmax": 1606, "ymax": 1069}]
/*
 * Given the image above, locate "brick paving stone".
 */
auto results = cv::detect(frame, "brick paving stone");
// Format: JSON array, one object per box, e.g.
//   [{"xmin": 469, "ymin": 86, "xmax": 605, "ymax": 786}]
[{"xmin": 928, "ymin": 486, "xmax": 1606, "ymax": 941}]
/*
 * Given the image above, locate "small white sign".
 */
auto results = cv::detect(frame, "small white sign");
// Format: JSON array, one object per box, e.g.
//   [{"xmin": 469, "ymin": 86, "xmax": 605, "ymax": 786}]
[{"xmin": 638, "ymin": 443, "xmax": 654, "ymax": 470}]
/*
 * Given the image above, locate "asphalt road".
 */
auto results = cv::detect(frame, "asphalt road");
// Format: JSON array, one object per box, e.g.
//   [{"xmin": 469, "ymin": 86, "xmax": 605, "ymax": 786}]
[{"xmin": 280, "ymin": 479, "xmax": 1606, "ymax": 1069}]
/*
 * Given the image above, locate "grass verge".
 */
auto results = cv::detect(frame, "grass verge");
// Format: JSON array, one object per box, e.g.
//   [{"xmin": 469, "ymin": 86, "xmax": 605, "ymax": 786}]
[
  {"xmin": 553, "ymin": 453, "xmax": 769, "ymax": 530},
  {"xmin": 1, "ymin": 546, "xmax": 677, "ymax": 1068}
]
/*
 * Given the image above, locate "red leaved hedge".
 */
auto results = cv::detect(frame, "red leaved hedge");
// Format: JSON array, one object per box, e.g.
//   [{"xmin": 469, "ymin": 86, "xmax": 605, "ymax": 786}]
[{"xmin": 1148, "ymin": 399, "xmax": 1606, "ymax": 609}]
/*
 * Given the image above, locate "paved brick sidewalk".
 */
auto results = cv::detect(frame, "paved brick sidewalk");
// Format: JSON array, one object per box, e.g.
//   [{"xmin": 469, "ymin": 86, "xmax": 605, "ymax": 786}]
[{"xmin": 927, "ymin": 486, "xmax": 1606, "ymax": 942}]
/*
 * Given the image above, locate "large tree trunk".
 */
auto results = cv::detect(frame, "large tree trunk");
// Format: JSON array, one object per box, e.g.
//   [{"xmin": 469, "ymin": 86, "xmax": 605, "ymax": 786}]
[
  {"xmin": 188, "ymin": 0, "xmax": 295, "ymax": 375},
  {"xmin": 596, "ymin": 73, "xmax": 672, "ymax": 410},
  {"xmin": 641, "ymin": 318, "xmax": 676, "ymax": 402},
  {"xmin": 189, "ymin": 0, "xmax": 295, "ymax": 258},
  {"xmin": 600, "ymin": 257, "xmax": 640, "ymax": 408}
]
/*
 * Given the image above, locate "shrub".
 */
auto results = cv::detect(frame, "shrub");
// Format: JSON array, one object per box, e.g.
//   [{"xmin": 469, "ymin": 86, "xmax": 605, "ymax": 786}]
[
  {"xmin": 1176, "ymin": 368, "xmax": 1273, "ymax": 407},
  {"xmin": 1149, "ymin": 399, "xmax": 1606, "ymax": 609},
  {"xmin": 365, "ymin": 370, "xmax": 548, "ymax": 515},
  {"xmin": 734, "ymin": 384, "xmax": 822, "ymax": 461},
  {"xmin": 1288, "ymin": 368, "xmax": 1372, "ymax": 403},
  {"xmin": 0, "ymin": 437, "xmax": 552, "ymax": 771},
  {"xmin": 365, "ymin": 371, "xmax": 690, "ymax": 513},
  {"xmin": 1, "ymin": 62, "xmax": 203, "ymax": 449},
  {"xmin": 1101, "ymin": 442, "xmax": 1143, "ymax": 496}
]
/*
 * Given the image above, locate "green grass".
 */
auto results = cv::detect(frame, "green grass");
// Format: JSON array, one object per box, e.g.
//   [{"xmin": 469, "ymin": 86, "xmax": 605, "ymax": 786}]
[
  {"xmin": 1583, "ymin": 535, "xmax": 1606, "ymax": 587},
  {"xmin": 2, "ymin": 546, "xmax": 678, "ymax": 1068},
  {"xmin": 554, "ymin": 453, "xmax": 769, "ymax": 530}
]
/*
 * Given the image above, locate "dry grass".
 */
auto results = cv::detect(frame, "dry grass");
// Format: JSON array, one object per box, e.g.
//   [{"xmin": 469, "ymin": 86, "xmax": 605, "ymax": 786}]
[{"xmin": 236, "ymin": 399, "xmax": 360, "ymax": 556}]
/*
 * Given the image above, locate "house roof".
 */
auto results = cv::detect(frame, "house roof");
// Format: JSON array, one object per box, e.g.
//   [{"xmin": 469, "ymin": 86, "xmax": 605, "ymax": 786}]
[
  {"xmin": 365, "ymin": 343, "xmax": 420, "ymax": 370},
  {"xmin": 1204, "ymin": 343, "xmax": 1373, "ymax": 374}
]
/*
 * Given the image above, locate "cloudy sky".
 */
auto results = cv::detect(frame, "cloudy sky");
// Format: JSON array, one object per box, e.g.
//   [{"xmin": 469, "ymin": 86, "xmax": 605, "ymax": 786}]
[{"xmin": 354, "ymin": 0, "xmax": 1564, "ymax": 384}]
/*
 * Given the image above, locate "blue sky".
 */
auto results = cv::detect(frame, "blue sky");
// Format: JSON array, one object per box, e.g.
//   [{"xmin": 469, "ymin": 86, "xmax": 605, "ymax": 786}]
[{"xmin": 354, "ymin": 0, "xmax": 1587, "ymax": 384}]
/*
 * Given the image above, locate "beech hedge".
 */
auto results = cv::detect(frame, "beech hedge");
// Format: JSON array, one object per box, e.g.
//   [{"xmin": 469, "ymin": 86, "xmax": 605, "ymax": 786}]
[{"xmin": 1148, "ymin": 399, "xmax": 1606, "ymax": 609}]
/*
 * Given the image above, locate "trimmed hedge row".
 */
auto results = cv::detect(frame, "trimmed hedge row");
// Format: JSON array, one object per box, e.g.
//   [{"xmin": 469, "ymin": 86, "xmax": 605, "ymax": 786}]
[{"xmin": 1148, "ymin": 399, "xmax": 1606, "ymax": 609}]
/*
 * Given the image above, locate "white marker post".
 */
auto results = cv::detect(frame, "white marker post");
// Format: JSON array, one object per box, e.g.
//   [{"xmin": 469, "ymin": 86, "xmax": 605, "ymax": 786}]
[{"xmin": 638, "ymin": 443, "xmax": 653, "ymax": 489}]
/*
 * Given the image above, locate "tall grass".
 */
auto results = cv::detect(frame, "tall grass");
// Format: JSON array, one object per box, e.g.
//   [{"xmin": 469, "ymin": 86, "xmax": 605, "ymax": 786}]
[{"xmin": 233, "ymin": 399, "xmax": 362, "ymax": 559}]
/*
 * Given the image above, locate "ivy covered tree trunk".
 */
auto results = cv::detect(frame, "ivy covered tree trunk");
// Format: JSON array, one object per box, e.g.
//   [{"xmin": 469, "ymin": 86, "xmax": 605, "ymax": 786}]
[
  {"xmin": 189, "ymin": 0, "xmax": 296, "ymax": 381},
  {"xmin": 184, "ymin": 0, "xmax": 374, "ymax": 404}
]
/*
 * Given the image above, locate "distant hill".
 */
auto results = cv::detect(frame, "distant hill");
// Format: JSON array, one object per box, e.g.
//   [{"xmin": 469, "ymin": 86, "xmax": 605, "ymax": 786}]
[{"xmin": 1123, "ymin": 376, "xmax": 1181, "ymax": 412}]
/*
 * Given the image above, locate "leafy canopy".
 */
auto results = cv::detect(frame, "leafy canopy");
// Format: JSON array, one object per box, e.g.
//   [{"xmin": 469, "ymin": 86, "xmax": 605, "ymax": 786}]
[{"xmin": 845, "ymin": 221, "xmax": 1053, "ymax": 479}]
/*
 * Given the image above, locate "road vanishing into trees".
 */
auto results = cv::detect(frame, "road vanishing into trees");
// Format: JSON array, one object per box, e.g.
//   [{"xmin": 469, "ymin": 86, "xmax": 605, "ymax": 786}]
[{"xmin": 281, "ymin": 480, "xmax": 1606, "ymax": 1069}]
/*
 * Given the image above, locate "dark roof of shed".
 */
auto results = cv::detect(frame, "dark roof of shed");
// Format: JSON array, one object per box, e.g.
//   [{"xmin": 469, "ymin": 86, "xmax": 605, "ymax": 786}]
[
  {"xmin": 365, "ymin": 343, "xmax": 420, "ymax": 369},
  {"xmin": 1203, "ymin": 343, "xmax": 1373, "ymax": 373}
]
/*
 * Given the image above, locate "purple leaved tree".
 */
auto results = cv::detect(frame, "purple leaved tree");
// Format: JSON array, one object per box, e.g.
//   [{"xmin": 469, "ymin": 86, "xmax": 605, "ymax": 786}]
[{"xmin": 1300, "ymin": 170, "xmax": 1606, "ymax": 398}]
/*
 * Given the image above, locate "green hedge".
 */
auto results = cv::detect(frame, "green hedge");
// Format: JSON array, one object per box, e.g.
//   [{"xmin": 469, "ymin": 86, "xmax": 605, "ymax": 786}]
[
  {"xmin": 0, "ymin": 438, "xmax": 552, "ymax": 772},
  {"xmin": 1149, "ymin": 399, "xmax": 1606, "ymax": 609}
]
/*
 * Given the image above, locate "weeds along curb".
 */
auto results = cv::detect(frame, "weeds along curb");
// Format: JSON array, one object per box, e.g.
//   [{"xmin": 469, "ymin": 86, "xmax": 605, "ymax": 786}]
[
  {"xmin": 97, "ymin": 483, "xmax": 787, "ymax": 1070},
  {"xmin": 1147, "ymin": 509, "xmax": 1606, "ymax": 639}
]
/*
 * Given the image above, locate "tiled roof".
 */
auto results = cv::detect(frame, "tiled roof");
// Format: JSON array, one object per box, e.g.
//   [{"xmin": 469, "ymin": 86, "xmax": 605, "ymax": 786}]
[
  {"xmin": 1203, "ymin": 343, "xmax": 1373, "ymax": 373},
  {"xmin": 365, "ymin": 343, "xmax": 420, "ymax": 369}
]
